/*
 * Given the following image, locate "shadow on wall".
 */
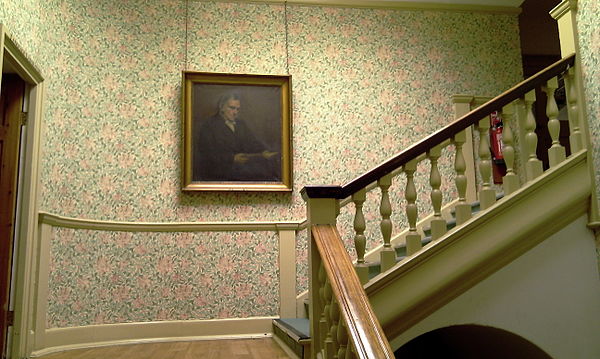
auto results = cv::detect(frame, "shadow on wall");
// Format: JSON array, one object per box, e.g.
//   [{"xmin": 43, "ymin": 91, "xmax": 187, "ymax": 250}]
[{"xmin": 395, "ymin": 324, "xmax": 552, "ymax": 359}]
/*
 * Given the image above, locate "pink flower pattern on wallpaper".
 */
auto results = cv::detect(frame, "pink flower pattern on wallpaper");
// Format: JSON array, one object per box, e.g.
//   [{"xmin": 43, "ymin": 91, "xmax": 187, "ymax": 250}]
[
  {"xmin": 6, "ymin": 0, "xmax": 578, "ymax": 328},
  {"xmin": 36, "ymin": 1, "xmax": 525, "ymax": 224},
  {"xmin": 577, "ymin": 0, "xmax": 600, "ymax": 266},
  {"xmin": 578, "ymin": 1, "xmax": 600, "ymax": 200},
  {"xmin": 47, "ymin": 228, "xmax": 279, "ymax": 328}
]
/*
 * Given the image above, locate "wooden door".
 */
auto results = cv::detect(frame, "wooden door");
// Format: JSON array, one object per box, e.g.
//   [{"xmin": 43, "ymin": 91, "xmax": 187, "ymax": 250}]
[{"xmin": 0, "ymin": 74, "xmax": 25, "ymax": 359}]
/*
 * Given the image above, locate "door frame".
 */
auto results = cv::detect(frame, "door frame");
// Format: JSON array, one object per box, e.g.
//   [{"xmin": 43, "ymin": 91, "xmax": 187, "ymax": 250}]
[{"xmin": 0, "ymin": 24, "xmax": 45, "ymax": 359}]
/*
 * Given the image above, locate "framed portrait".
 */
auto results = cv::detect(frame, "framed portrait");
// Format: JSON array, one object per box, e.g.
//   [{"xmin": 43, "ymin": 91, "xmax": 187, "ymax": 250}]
[{"xmin": 182, "ymin": 72, "xmax": 292, "ymax": 192}]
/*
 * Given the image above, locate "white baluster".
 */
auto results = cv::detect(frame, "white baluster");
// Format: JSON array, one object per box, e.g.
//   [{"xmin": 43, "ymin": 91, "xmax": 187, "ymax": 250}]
[
  {"xmin": 404, "ymin": 160, "xmax": 421, "ymax": 255},
  {"xmin": 500, "ymin": 102, "xmax": 520, "ymax": 195},
  {"xmin": 323, "ymin": 280, "xmax": 334, "ymax": 359},
  {"xmin": 329, "ymin": 299, "xmax": 339, "ymax": 359},
  {"xmin": 544, "ymin": 77, "xmax": 566, "ymax": 167},
  {"xmin": 337, "ymin": 318, "xmax": 348, "ymax": 359},
  {"xmin": 428, "ymin": 145, "xmax": 446, "ymax": 240},
  {"xmin": 318, "ymin": 264, "xmax": 328, "ymax": 356},
  {"xmin": 346, "ymin": 342, "xmax": 355, "ymax": 359},
  {"xmin": 524, "ymin": 90, "xmax": 544, "ymax": 181},
  {"xmin": 352, "ymin": 189, "xmax": 369, "ymax": 284},
  {"xmin": 454, "ymin": 131, "xmax": 472, "ymax": 225},
  {"xmin": 564, "ymin": 67, "xmax": 584, "ymax": 153},
  {"xmin": 478, "ymin": 118, "xmax": 496, "ymax": 210},
  {"xmin": 378, "ymin": 173, "xmax": 396, "ymax": 272}
]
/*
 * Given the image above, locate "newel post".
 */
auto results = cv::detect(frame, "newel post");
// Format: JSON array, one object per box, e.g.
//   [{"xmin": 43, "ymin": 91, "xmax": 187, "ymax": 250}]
[
  {"xmin": 302, "ymin": 188, "xmax": 340, "ymax": 359},
  {"xmin": 551, "ymin": 0, "xmax": 599, "ymax": 223},
  {"xmin": 550, "ymin": 0, "xmax": 578, "ymax": 57},
  {"xmin": 551, "ymin": 0, "xmax": 591, "ymax": 151}
]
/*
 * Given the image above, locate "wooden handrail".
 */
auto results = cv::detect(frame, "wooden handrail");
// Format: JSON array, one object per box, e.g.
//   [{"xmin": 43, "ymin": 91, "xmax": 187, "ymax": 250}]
[
  {"xmin": 312, "ymin": 224, "xmax": 394, "ymax": 359},
  {"xmin": 302, "ymin": 54, "xmax": 576, "ymax": 199}
]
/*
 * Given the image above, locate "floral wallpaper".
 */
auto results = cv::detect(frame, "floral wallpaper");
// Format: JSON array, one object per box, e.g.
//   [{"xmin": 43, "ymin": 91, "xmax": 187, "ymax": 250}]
[
  {"xmin": 577, "ymin": 1, "xmax": 600, "ymax": 204},
  {"xmin": 296, "ymin": 228, "xmax": 308, "ymax": 295},
  {"xmin": 47, "ymin": 227, "xmax": 279, "ymax": 328},
  {"xmin": 35, "ymin": 1, "xmax": 523, "ymax": 224},
  {"xmin": 1, "ymin": 0, "xmax": 529, "ymax": 328},
  {"xmin": 576, "ymin": 0, "xmax": 600, "ymax": 264},
  {"xmin": 0, "ymin": 0, "xmax": 43, "ymax": 66}
]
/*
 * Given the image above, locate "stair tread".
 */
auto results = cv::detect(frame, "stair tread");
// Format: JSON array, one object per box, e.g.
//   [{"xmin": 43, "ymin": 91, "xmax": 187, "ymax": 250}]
[
  {"xmin": 449, "ymin": 193, "xmax": 505, "ymax": 217},
  {"xmin": 287, "ymin": 194, "xmax": 512, "ymax": 348},
  {"xmin": 425, "ymin": 194, "xmax": 505, "ymax": 234},
  {"xmin": 393, "ymin": 236, "xmax": 432, "ymax": 258},
  {"xmin": 273, "ymin": 318, "xmax": 310, "ymax": 341},
  {"xmin": 423, "ymin": 218, "xmax": 457, "ymax": 235}
]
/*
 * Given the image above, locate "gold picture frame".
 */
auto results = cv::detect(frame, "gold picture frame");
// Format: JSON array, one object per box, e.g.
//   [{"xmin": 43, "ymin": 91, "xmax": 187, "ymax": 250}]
[{"xmin": 182, "ymin": 72, "xmax": 292, "ymax": 192}]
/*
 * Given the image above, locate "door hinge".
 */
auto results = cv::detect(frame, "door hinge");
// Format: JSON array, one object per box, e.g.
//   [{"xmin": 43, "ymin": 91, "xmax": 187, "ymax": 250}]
[
  {"xmin": 20, "ymin": 111, "xmax": 27, "ymax": 126},
  {"xmin": 6, "ymin": 310, "xmax": 14, "ymax": 326}
]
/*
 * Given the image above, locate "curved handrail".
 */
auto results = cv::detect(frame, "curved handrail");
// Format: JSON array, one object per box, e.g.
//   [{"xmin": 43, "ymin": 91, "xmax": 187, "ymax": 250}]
[
  {"xmin": 302, "ymin": 53, "xmax": 576, "ymax": 199},
  {"xmin": 312, "ymin": 224, "xmax": 394, "ymax": 358}
]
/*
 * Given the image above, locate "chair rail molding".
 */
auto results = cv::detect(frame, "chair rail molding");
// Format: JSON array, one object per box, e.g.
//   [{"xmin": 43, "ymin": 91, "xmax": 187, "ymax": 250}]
[{"xmin": 33, "ymin": 212, "xmax": 305, "ymax": 353}]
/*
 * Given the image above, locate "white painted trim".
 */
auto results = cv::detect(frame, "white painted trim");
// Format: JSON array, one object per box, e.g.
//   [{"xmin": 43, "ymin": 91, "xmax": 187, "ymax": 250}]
[
  {"xmin": 33, "ymin": 212, "xmax": 302, "ymax": 355},
  {"xmin": 338, "ymin": 138, "xmax": 452, "ymax": 209},
  {"xmin": 390, "ymin": 214, "xmax": 600, "ymax": 358},
  {"xmin": 199, "ymin": 0, "xmax": 521, "ymax": 14},
  {"xmin": 366, "ymin": 150, "xmax": 591, "ymax": 339},
  {"xmin": 39, "ymin": 211, "xmax": 303, "ymax": 232},
  {"xmin": 452, "ymin": 94, "xmax": 479, "ymax": 203},
  {"xmin": 1, "ymin": 27, "xmax": 44, "ymax": 84},
  {"xmin": 33, "ymin": 223, "xmax": 52, "ymax": 351},
  {"xmin": 30, "ymin": 317, "xmax": 276, "ymax": 357},
  {"xmin": 20, "ymin": 78, "xmax": 45, "ymax": 359},
  {"xmin": 549, "ymin": 0, "xmax": 576, "ymax": 20},
  {"xmin": 294, "ymin": 197, "xmax": 458, "ymax": 315},
  {"xmin": 278, "ymin": 229, "xmax": 298, "ymax": 317},
  {"xmin": 550, "ymin": 0, "xmax": 600, "ymax": 225},
  {"xmin": 0, "ymin": 23, "xmax": 46, "ymax": 359},
  {"xmin": 364, "ymin": 199, "xmax": 458, "ymax": 263},
  {"xmin": 298, "ymin": 219, "xmax": 308, "ymax": 230},
  {"xmin": 552, "ymin": 3, "xmax": 578, "ymax": 57},
  {"xmin": 33, "ymin": 216, "xmax": 303, "ymax": 351}
]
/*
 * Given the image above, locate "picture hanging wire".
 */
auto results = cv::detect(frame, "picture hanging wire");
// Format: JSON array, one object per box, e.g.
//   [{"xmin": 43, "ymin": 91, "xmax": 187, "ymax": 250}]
[
  {"xmin": 185, "ymin": 0, "xmax": 189, "ymax": 71},
  {"xmin": 184, "ymin": 1, "xmax": 289, "ymax": 74},
  {"xmin": 284, "ymin": 0, "xmax": 290, "ymax": 75}
]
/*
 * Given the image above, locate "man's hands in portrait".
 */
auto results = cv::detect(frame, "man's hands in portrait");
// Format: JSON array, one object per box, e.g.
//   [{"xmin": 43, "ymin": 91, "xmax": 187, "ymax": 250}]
[
  {"xmin": 233, "ymin": 151, "xmax": 278, "ymax": 164},
  {"xmin": 261, "ymin": 150, "xmax": 278, "ymax": 159}
]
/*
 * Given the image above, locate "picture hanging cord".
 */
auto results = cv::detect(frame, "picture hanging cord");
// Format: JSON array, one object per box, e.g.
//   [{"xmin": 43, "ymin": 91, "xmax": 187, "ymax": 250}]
[
  {"xmin": 184, "ymin": 1, "xmax": 288, "ymax": 74},
  {"xmin": 284, "ymin": 0, "xmax": 290, "ymax": 75},
  {"xmin": 185, "ymin": 0, "xmax": 189, "ymax": 71}
]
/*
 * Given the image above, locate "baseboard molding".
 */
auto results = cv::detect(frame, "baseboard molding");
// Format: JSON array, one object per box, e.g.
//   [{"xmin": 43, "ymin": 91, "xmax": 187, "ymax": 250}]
[{"xmin": 31, "ymin": 316, "xmax": 277, "ymax": 357}]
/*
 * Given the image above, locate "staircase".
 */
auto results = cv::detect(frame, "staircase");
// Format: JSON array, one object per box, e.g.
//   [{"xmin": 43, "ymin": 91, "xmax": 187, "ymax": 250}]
[
  {"xmin": 272, "ymin": 198, "xmax": 492, "ymax": 358},
  {"xmin": 273, "ymin": 54, "xmax": 600, "ymax": 358}
]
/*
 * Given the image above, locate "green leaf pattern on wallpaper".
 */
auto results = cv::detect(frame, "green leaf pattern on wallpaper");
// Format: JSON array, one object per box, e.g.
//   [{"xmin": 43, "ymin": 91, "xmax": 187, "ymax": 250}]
[
  {"xmin": 38, "ymin": 1, "xmax": 523, "ymax": 223},
  {"xmin": 3, "ymin": 0, "xmax": 531, "ymax": 327},
  {"xmin": 578, "ymin": 0, "xmax": 600, "ymax": 195},
  {"xmin": 0, "ymin": 0, "xmax": 43, "ymax": 64},
  {"xmin": 48, "ymin": 228, "xmax": 279, "ymax": 328},
  {"xmin": 577, "ymin": 0, "xmax": 600, "ymax": 268}
]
